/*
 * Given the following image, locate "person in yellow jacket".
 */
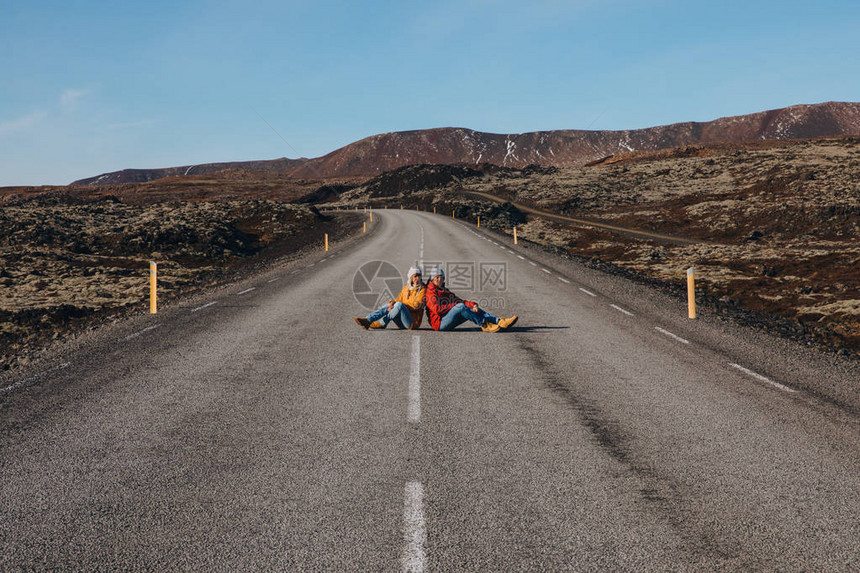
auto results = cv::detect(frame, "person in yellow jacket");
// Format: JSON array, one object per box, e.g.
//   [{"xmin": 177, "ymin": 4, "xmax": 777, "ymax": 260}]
[{"xmin": 354, "ymin": 266, "xmax": 426, "ymax": 330}]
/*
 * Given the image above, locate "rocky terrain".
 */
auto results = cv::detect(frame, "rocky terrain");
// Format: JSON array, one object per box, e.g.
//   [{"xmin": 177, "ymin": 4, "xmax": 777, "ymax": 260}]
[
  {"xmin": 0, "ymin": 184, "xmax": 361, "ymax": 371},
  {"xmin": 3, "ymin": 133, "xmax": 857, "ymax": 371},
  {"xmin": 74, "ymin": 102, "xmax": 860, "ymax": 184},
  {"xmin": 328, "ymin": 137, "xmax": 860, "ymax": 356}
]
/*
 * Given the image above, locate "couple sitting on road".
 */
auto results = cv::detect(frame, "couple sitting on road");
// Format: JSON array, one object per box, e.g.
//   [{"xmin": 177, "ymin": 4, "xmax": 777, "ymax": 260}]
[{"xmin": 354, "ymin": 266, "xmax": 518, "ymax": 333}]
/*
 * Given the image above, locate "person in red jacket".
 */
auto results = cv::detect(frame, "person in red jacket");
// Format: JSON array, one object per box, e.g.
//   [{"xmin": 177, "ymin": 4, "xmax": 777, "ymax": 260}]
[{"xmin": 425, "ymin": 266, "xmax": 518, "ymax": 332}]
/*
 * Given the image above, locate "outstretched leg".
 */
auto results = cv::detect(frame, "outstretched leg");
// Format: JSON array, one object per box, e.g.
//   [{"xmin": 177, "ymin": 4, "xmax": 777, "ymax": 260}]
[
  {"xmin": 438, "ymin": 303, "xmax": 498, "ymax": 331},
  {"xmin": 355, "ymin": 303, "xmax": 391, "ymax": 329}
]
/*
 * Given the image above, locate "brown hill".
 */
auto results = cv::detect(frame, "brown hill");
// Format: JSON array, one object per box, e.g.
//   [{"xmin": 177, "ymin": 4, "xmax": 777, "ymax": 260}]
[
  {"xmin": 73, "ymin": 102, "xmax": 860, "ymax": 185},
  {"xmin": 71, "ymin": 158, "xmax": 308, "ymax": 186}
]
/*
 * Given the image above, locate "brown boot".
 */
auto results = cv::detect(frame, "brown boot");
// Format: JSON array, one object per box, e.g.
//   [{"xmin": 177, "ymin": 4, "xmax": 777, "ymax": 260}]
[
  {"xmin": 481, "ymin": 321, "xmax": 501, "ymax": 333},
  {"xmin": 354, "ymin": 317, "xmax": 371, "ymax": 329},
  {"xmin": 497, "ymin": 316, "xmax": 518, "ymax": 330},
  {"xmin": 369, "ymin": 321, "xmax": 386, "ymax": 329}
]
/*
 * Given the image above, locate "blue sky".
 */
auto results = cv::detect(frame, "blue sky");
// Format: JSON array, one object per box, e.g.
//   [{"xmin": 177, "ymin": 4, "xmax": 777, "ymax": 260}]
[{"xmin": 2, "ymin": 0, "xmax": 858, "ymax": 186}]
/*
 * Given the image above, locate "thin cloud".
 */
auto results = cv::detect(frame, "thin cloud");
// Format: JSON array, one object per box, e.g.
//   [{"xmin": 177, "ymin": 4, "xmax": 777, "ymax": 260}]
[
  {"xmin": 60, "ymin": 88, "xmax": 92, "ymax": 111},
  {"xmin": 0, "ymin": 111, "xmax": 49, "ymax": 135},
  {"xmin": 105, "ymin": 119, "xmax": 157, "ymax": 130}
]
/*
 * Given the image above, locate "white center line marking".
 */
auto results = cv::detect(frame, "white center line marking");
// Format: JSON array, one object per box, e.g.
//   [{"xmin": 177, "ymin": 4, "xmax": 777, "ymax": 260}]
[
  {"xmin": 729, "ymin": 363, "xmax": 796, "ymax": 393},
  {"xmin": 655, "ymin": 326, "xmax": 690, "ymax": 345},
  {"xmin": 308, "ymin": 263, "xmax": 315, "ymax": 267},
  {"xmin": 517, "ymin": 255, "xmax": 525, "ymax": 260},
  {"xmin": 558, "ymin": 277, "xmax": 570, "ymax": 284},
  {"xmin": 402, "ymin": 481, "xmax": 427, "ymax": 573},
  {"xmin": 579, "ymin": 287, "xmax": 597, "ymax": 297},
  {"xmin": 191, "ymin": 301, "xmax": 218, "ymax": 313},
  {"xmin": 610, "ymin": 304, "xmax": 634, "ymax": 316},
  {"xmin": 541, "ymin": 268, "xmax": 552, "ymax": 274},
  {"xmin": 124, "ymin": 324, "xmax": 162, "ymax": 341},
  {"xmin": 237, "ymin": 287, "xmax": 256, "ymax": 295},
  {"xmin": 267, "ymin": 277, "xmax": 280, "ymax": 283},
  {"xmin": 529, "ymin": 261, "xmax": 537, "ymax": 266},
  {"xmin": 408, "ymin": 335, "xmax": 421, "ymax": 423}
]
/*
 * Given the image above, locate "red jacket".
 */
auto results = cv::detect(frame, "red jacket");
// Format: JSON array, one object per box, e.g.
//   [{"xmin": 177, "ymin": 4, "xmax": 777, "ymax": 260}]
[{"xmin": 426, "ymin": 281, "xmax": 475, "ymax": 330}]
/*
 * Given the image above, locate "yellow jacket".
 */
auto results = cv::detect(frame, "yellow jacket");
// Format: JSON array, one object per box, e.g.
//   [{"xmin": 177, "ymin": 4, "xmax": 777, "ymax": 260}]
[{"xmin": 393, "ymin": 284, "xmax": 426, "ymax": 329}]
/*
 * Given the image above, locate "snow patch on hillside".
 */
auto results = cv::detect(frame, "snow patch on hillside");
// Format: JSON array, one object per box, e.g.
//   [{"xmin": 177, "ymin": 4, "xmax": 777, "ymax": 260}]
[{"xmin": 503, "ymin": 138, "xmax": 517, "ymax": 165}]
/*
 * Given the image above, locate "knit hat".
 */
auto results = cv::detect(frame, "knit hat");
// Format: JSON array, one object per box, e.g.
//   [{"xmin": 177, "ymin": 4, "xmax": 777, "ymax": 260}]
[
  {"xmin": 407, "ymin": 266, "xmax": 422, "ymax": 278},
  {"xmin": 429, "ymin": 266, "xmax": 445, "ymax": 279}
]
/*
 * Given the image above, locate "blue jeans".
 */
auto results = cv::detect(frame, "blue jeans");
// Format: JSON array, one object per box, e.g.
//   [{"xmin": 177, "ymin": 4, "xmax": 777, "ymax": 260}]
[
  {"xmin": 438, "ymin": 303, "xmax": 498, "ymax": 331},
  {"xmin": 367, "ymin": 301, "xmax": 413, "ymax": 329}
]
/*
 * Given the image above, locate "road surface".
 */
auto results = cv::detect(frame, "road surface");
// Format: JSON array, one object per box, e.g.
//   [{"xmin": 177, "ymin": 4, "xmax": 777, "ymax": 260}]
[{"xmin": 1, "ymin": 210, "xmax": 859, "ymax": 571}]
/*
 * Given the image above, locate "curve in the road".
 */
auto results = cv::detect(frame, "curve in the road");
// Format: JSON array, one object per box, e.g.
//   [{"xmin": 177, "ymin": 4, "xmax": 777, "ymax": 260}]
[{"xmin": 463, "ymin": 190, "xmax": 702, "ymax": 245}]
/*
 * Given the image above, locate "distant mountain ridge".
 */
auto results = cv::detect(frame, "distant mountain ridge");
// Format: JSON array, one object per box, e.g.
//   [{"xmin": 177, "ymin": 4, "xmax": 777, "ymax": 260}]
[
  {"xmin": 72, "ymin": 102, "xmax": 860, "ymax": 185},
  {"xmin": 71, "ymin": 158, "xmax": 309, "ymax": 186}
]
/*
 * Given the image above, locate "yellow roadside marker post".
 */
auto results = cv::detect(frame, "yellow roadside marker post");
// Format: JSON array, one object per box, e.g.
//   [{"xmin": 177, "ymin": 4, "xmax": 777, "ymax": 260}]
[
  {"xmin": 149, "ymin": 262, "xmax": 157, "ymax": 314},
  {"xmin": 433, "ymin": 206, "xmax": 436, "ymax": 214},
  {"xmin": 477, "ymin": 216, "xmax": 480, "ymax": 228},
  {"xmin": 363, "ymin": 222, "xmax": 366, "ymax": 233},
  {"xmin": 514, "ymin": 226, "xmax": 518, "ymax": 245},
  {"xmin": 325, "ymin": 233, "xmax": 329, "ymax": 251},
  {"xmin": 687, "ymin": 267, "xmax": 697, "ymax": 319},
  {"xmin": 370, "ymin": 208, "xmax": 373, "ymax": 222},
  {"xmin": 452, "ymin": 210, "xmax": 455, "ymax": 219}
]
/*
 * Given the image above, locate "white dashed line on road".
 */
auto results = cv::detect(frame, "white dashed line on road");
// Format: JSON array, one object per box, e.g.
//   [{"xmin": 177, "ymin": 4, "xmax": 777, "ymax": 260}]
[
  {"xmin": 541, "ymin": 268, "xmax": 552, "ymax": 274},
  {"xmin": 124, "ymin": 324, "xmax": 162, "ymax": 341},
  {"xmin": 191, "ymin": 301, "xmax": 218, "ymax": 313},
  {"xmin": 517, "ymin": 255, "xmax": 525, "ymax": 260},
  {"xmin": 610, "ymin": 304, "xmax": 634, "ymax": 316},
  {"xmin": 267, "ymin": 277, "xmax": 279, "ymax": 283},
  {"xmin": 1, "ymin": 362, "xmax": 70, "ymax": 395},
  {"xmin": 402, "ymin": 481, "xmax": 427, "ymax": 573},
  {"xmin": 529, "ymin": 261, "xmax": 537, "ymax": 266},
  {"xmin": 655, "ymin": 326, "xmax": 690, "ymax": 345},
  {"xmin": 557, "ymin": 277, "xmax": 570, "ymax": 284},
  {"xmin": 579, "ymin": 288, "xmax": 597, "ymax": 297},
  {"xmin": 729, "ymin": 363, "xmax": 796, "ymax": 393},
  {"xmin": 237, "ymin": 287, "xmax": 256, "ymax": 295},
  {"xmin": 408, "ymin": 335, "xmax": 421, "ymax": 424}
]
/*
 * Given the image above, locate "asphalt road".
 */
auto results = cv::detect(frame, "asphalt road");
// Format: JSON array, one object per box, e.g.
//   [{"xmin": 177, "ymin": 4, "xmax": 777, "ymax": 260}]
[{"xmin": 1, "ymin": 210, "xmax": 859, "ymax": 571}]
